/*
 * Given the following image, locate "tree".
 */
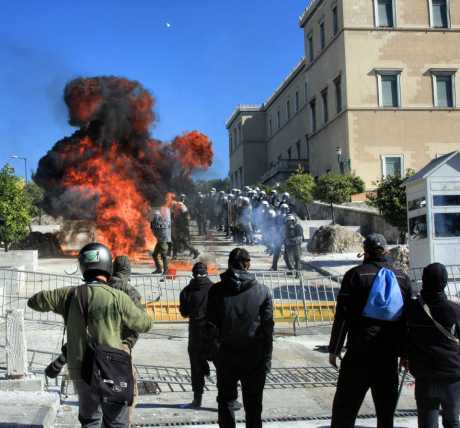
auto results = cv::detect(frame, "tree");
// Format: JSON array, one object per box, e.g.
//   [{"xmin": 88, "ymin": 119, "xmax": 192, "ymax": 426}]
[
  {"xmin": 25, "ymin": 180, "xmax": 45, "ymax": 224},
  {"xmin": 283, "ymin": 168, "xmax": 316, "ymax": 218},
  {"xmin": 367, "ymin": 171, "xmax": 414, "ymax": 243},
  {"xmin": 194, "ymin": 177, "xmax": 231, "ymax": 194},
  {"xmin": 0, "ymin": 165, "xmax": 33, "ymax": 251},
  {"xmin": 315, "ymin": 173, "xmax": 365, "ymax": 223}
]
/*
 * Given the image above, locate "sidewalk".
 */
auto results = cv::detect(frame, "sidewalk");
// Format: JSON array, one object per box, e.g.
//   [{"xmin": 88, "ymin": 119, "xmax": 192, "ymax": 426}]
[
  {"xmin": 303, "ymin": 252, "xmax": 361, "ymax": 278},
  {"xmin": 154, "ymin": 417, "xmax": 419, "ymax": 428}
]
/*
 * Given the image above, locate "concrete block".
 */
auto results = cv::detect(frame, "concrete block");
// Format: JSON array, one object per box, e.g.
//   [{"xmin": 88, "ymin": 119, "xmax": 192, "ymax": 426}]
[
  {"xmin": 0, "ymin": 391, "xmax": 59, "ymax": 428},
  {"xmin": 0, "ymin": 376, "xmax": 43, "ymax": 392},
  {"xmin": 0, "ymin": 250, "xmax": 38, "ymax": 271}
]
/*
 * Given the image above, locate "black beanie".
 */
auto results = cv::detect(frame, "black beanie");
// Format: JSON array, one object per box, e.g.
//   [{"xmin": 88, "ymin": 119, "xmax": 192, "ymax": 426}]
[
  {"xmin": 422, "ymin": 263, "xmax": 448, "ymax": 293},
  {"xmin": 192, "ymin": 262, "xmax": 208, "ymax": 278}
]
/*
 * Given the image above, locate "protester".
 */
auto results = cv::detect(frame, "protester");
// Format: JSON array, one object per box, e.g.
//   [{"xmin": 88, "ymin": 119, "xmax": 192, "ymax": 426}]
[
  {"xmin": 109, "ymin": 255, "xmax": 146, "ymax": 425},
  {"xmin": 179, "ymin": 262, "xmax": 213, "ymax": 408},
  {"xmin": 407, "ymin": 263, "xmax": 460, "ymax": 428},
  {"xmin": 27, "ymin": 243, "xmax": 151, "ymax": 428},
  {"xmin": 207, "ymin": 248, "xmax": 274, "ymax": 428},
  {"xmin": 328, "ymin": 233, "xmax": 412, "ymax": 428}
]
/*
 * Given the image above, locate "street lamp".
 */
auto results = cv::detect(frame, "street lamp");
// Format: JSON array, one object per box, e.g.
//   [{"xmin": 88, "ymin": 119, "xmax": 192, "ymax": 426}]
[{"xmin": 9, "ymin": 155, "xmax": 28, "ymax": 184}]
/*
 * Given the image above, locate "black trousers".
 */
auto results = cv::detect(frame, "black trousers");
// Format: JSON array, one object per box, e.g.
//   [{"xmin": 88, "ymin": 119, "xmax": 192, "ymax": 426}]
[
  {"xmin": 188, "ymin": 345, "xmax": 210, "ymax": 396},
  {"xmin": 216, "ymin": 354, "xmax": 266, "ymax": 428},
  {"xmin": 415, "ymin": 378, "xmax": 460, "ymax": 428},
  {"xmin": 331, "ymin": 353, "xmax": 399, "ymax": 428}
]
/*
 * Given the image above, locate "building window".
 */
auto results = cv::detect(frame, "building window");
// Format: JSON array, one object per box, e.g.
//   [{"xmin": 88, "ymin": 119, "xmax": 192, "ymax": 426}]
[
  {"xmin": 229, "ymin": 134, "xmax": 233, "ymax": 153},
  {"xmin": 304, "ymin": 81, "xmax": 308, "ymax": 104},
  {"xmin": 432, "ymin": 72, "xmax": 455, "ymax": 107},
  {"xmin": 320, "ymin": 20, "xmax": 326, "ymax": 50},
  {"xmin": 434, "ymin": 213, "xmax": 460, "ymax": 237},
  {"xmin": 295, "ymin": 91, "xmax": 300, "ymax": 112},
  {"xmin": 238, "ymin": 124, "xmax": 242, "ymax": 144},
  {"xmin": 382, "ymin": 155, "xmax": 403, "ymax": 178},
  {"xmin": 377, "ymin": 71, "xmax": 401, "ymax": 108},
  {"xmin": 321, "ymin": 88, "xmax": 329, "ymax": 124},
  {"xmin": 429, "ymin": 0, "xmax": 450, "ymax": 28},
  {"xmin": 334, "ymin": 75, "xmax": 342, "ymax": 113},
  {"xmin": 332, "ymin": 5, "xmax": 339, "ymax": 35},
  {"xmin": 296, "ymin": 141, "xmax": 301, "ymax": 159},
  {"xmin": 308, "ymin": 33, "xmax": 314, "ymax": 62},
  {"xmin": 277, "ymin": 110, "xmax": 281, "ymax": 129},
  {"xmin": 374, "ymin": 0, "xmax": 395, "ymax": 28},
  {"xmin": 287, "ymin": 100, "xmax": 291, "ymax": 120},
  {"xmin": 233, "ymin": 129, "xmax": 238, "ymax": 147},
  {"xmin": 288, "ymin": 147, "xmax": 292, "ymax": 160},
  {"xmin": 269, "ymin": 118, "xmax": 273, "ymax": 135},
  {"xmin": 310, "ymin": 98, "xmax": 317, "ymax": 133},
  {"xmin": 239, "ymin": 167, "xmax": 243, "ymax": 187}
]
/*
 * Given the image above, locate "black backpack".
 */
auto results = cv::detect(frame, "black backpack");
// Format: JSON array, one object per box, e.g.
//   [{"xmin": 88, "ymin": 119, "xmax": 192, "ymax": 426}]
[{"xmin": 77, "ymin": 283, "xmax": 134, "ymax": 404}]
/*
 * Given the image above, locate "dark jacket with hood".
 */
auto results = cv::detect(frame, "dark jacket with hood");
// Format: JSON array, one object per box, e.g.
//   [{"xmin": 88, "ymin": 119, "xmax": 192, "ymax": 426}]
[
  {"xmin": 407, "ymin": 263, "xmax": 460, "ymax": 381},
  {"xmin": 109, "ymin": 256, "xmax": 145, "ymax": 349},
  {"xmin": 180, "ymin": 276, "xmax": 213, "ymax": 347},
  {"xmin": 329, "ymin": 255, "xmax": 412, "ymax": 360},
  {"xmin": 207, "ymin": 268, "xmax": 274, "ymax": 367}
]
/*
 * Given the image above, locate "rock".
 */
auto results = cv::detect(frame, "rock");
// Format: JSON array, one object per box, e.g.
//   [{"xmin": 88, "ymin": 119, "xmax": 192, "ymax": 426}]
[
  {"xmin": 388, "ymin": 245, "xmax": 410, "ymax": 272},
  {"xmin": 308, "ymin": 225, "xmax": 364, "ymax": 254}
]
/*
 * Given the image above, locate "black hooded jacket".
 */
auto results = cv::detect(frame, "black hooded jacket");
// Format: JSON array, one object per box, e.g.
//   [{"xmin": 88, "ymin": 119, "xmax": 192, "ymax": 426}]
[
  {"xmin": 207, "ymin": 268, "xmax": 274, "ymax": 363},
  {"xmin": 407, "ymin": 264, "xmax": 460, "ymax": 381},
  {"xmin": 329, "ymin": 256, "xmax": 412, "ymax": 359},
  {"xmin": 180, "ymin": 276, "xmax": 213, "ymax": 325}
]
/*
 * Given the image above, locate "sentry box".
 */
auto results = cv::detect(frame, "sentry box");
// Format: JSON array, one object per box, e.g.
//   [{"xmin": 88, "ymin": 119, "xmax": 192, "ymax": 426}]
[{"xmin": 404, "ymin": 151, "xmax": 460, "ymax": 269}]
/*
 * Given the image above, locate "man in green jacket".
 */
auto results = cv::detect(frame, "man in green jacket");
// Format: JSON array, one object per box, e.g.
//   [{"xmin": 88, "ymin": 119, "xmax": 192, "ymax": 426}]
[{"xmin": 28, "ymin": 243, "xmax": 151, "ymax": 428}]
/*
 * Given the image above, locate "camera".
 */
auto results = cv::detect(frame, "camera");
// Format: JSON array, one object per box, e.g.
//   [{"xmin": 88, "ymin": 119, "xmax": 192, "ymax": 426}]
[{"xmin": 45, "ymin": 344, "xmax": 67, "ymax": 378}]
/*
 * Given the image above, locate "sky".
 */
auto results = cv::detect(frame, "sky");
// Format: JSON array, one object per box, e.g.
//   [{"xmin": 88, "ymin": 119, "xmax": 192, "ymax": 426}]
[{"xmin": 0, "ymin": 0, "xmax": 308, "ymax": 181}]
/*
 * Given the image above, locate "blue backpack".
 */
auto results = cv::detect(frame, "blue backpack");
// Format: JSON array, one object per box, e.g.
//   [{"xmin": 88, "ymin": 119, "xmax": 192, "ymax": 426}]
[{"xmin": 362, "ymin": 267, "xmax": 404, "ymax": 322}]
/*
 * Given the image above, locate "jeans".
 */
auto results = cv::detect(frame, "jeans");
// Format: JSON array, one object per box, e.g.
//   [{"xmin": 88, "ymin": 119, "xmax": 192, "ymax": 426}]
[
  {"xmin": 74, "ymin": 380, "xmax": 129, "ymax": 428},
  {"xmin": 331, "ymin": 353, "xmax": 399, "ymax": 428},
  {"xmin": 416, "ymin": 379, "xmax": 460, "ymax": 428}
]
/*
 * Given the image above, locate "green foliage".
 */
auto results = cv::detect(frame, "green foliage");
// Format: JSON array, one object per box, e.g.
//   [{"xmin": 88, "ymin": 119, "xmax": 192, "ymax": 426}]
[
  {"xmin": 284, "ymin": 168, "xmax": 315, "ymax": 204},
  {"xmin": 315, "ymin": 173, "xmax": 365, "ymax": 204},
  {"xmin": 194, "ymin": 177, "xmax": 231, "ymax": 194},
  {"xmin": 25, "ymin": 181, "xmax": 45, "ymax": 220},
  {"xmin": 0, "ymin": 165, "xmax": 33, "ymax": 251},
  {"xmin": 368, "ymin": 171, "xmax": 414, "ymax": 240}
]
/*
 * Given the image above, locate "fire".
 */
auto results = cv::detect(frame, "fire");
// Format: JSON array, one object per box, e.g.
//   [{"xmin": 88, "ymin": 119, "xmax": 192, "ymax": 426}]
[
  {"xmin": 61, "ymin": 137, "xmax": 154, "ymax": 257},
  {"xmin": 35, "ymin": 76, "xmax": 213, "ymax": 259}
]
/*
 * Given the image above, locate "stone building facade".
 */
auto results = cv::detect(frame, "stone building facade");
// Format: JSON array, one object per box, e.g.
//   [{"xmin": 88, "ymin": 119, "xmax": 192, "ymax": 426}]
[{"xmin": 227, "ymin": 0, "xmax": 460, "ymax": 189}]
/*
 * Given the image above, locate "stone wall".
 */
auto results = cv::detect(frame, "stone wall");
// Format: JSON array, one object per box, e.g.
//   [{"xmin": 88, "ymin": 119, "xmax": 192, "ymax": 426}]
[{"xmin": 305, "ymin": 201, "xmax": 401, "ymax": 244}]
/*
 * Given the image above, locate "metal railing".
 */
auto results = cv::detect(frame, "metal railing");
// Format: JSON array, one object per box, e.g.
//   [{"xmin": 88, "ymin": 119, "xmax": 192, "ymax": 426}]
[
  {"xmin": 1, "ymin": 265, "xmax": 459, "ymax": 327},
  {"xmin": 0, "ymin": 268, "xmax": 340, "ymax": 327}
]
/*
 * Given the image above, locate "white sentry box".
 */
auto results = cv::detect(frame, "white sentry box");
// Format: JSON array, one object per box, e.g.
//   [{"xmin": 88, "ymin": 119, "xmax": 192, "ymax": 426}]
[{"xmin": 404, "ymin": 151, "xmax": 460, "ymax": 269}]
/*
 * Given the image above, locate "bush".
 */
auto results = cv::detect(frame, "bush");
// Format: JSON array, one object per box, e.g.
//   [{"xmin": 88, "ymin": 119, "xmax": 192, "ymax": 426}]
[{"xmin": 315, "ymin": 173, "xmax": 364, "ymax": 204}]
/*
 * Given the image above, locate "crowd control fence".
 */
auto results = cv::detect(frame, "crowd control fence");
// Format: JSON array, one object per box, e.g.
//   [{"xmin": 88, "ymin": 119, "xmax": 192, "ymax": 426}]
[{"xmin": 0, "ymin": 265, "xmax": 459, "ymax": 328}]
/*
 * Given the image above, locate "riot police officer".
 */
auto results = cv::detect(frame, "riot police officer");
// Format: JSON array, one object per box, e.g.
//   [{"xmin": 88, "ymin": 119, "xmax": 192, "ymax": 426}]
[{"xmin": 283, "ymin": 215, "xmax": 304, "ymax": 271}]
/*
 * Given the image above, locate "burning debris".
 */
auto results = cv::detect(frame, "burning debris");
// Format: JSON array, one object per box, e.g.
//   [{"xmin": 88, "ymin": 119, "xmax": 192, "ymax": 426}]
[{"xmin": 34, "ymin": 76, "xmax": 213, "ymax": 257}]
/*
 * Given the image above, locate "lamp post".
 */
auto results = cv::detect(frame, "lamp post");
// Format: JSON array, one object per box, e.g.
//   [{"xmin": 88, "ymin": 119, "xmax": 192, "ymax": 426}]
[
  {"xmin": 9, "ymin": 156, "xmax": 28, "ymax": 184},
  {"xmin": 335, "ymin": 146, "xmax": 342, "ymax": 173}
]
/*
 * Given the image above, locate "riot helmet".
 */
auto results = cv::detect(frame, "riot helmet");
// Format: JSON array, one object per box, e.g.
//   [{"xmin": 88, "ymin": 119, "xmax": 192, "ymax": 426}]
[
  {"xmin": 279, "ymin": 203, "xmax": 290, "ymax": 215},
  {"xmin": 285, "ymin": 214, "xmax": 297, "ymax": 224},
  {"xmin": 266, "ymin": 208, "xmax": 277, "ymax": 220},
  {"xmin": 282, "ymin": 192, "xmax": 290, "ymax": 201},
  {"xmin": 79, "ymin": 242, "xmax": 113, "ymax": 281}
]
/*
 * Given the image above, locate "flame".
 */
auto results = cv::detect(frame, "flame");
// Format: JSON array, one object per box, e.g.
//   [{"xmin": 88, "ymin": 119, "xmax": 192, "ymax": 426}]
[
  {"xmin": 35, "ymin": 76, "xmax": 213, "ymax": 260},
  {"xmin": 61, "ymin": 137, "xmax": 154, "ymax": 258}
]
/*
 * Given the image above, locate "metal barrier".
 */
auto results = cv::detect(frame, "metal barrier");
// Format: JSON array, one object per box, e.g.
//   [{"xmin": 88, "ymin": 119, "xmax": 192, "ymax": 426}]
[
  {"xmin": 0, "ymin": 268, "xmax": 339, "ymax": 327},
  {"xmin": 1, "ymin": 265, "xmax": 458, "ymax": 327}
]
